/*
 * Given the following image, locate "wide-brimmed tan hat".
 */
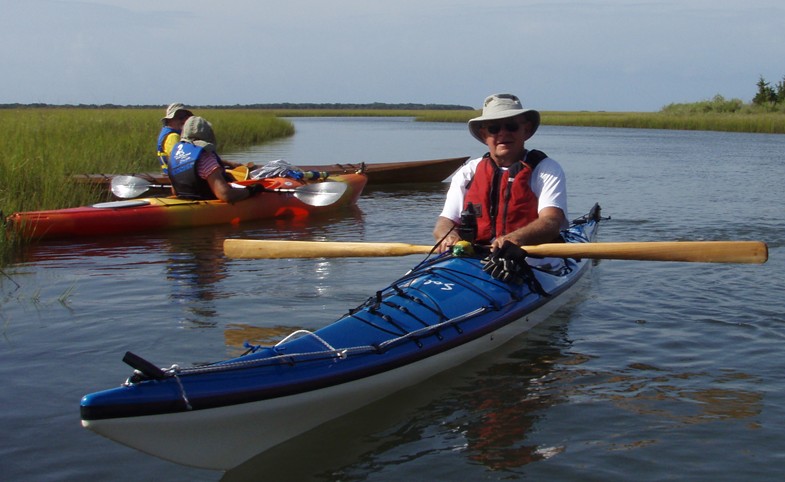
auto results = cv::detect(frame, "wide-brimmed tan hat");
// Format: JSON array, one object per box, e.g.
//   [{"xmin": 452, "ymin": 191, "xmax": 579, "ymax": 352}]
[
  {"xmin": 161, "ymin": 103, "xmax": 193, "ymax": 124},
  {"xmin": 468, "ymin": 93, "xmax": 540, "ymax": 143}
]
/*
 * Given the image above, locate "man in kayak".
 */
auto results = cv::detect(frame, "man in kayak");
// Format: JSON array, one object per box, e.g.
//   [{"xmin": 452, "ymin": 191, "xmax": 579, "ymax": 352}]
[
  {"xmin": 433, "ymin": 93, "xmax": 568, "ymax": 253},
  {"xmin": 168, "ymin": 116, "xmax": 262, "ymax": 203},
  {"xmin": 157, "ymin": 103, "xmax": 193, "ymax": 175}
]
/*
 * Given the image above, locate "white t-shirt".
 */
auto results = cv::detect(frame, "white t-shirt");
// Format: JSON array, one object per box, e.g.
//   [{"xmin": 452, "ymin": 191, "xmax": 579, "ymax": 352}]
[{"xmin": 439, "ymin": 154, "xmax": 568, "ymax": 229}]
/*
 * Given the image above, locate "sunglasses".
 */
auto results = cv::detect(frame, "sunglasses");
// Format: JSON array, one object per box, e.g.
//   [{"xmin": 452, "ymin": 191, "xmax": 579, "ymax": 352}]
[{"xmin": 484, "ymin": 122, "xmax": 521, "ymax": 134}]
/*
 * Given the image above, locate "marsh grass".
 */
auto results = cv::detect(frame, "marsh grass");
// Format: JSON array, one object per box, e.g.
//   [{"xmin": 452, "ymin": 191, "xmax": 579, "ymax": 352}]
[
  {"xmin": 415, "ymin": 110, "xmax": 785, "ymax": 134},
  {"xmin": 541, "ymin": 111, "xmax": 785, "ymax": 133},
  {"xmin": 0, "ymin": 108, "xmax": 293, "ymax": 262}
]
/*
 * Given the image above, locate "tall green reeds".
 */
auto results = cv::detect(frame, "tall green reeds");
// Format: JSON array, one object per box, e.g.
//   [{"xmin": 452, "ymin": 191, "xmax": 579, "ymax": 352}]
[
  {"xmin": 0, "ymin": 108, "xmax": 293, "ymax": 263},
  {"xmin": 541, "ymin": 111, "xmax": 785, "ymax": 133},
  {"xmin": 415, "ymin": 109, "xmax": 785, "ymax": 134}
]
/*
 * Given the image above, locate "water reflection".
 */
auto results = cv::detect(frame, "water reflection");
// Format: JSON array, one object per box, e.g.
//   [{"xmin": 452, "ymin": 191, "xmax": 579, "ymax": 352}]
[
  {"xmin": 165, "ymin": 230, "xmax": 229, "ymax": 327},
  {"xmin": 223, "ymin": 323, "xmax": 296, "ymax": 356},
  {"xmin": 11, "ymin": 235, "xmax": 169, "ymax": 265},
  {"xmin": 562, "ymin": 361, "xmax": 763, "ymax": 425},
  {"xmin": 457, "ymin": 348, "xmax": 567, "ymax": 470},
  {"xmin": 230, "ymin": 204, "xmax": 366, "ymax": 241},
  {"xmin": 11, "ymin": 204, "xmax": 368, "ymax": 336}
]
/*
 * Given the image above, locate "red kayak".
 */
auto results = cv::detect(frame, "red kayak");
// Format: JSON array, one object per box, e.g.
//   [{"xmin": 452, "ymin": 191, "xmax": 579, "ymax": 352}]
[{"xmin": 6, "ymin": 173, "xmax": 366, "ymax": 240}]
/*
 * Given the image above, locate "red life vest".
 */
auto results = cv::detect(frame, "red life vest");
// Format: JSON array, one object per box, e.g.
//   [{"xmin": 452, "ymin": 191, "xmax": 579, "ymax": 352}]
[{"xmin": 463, "ymin": 150, "xmax": 547, "ymax": 243}]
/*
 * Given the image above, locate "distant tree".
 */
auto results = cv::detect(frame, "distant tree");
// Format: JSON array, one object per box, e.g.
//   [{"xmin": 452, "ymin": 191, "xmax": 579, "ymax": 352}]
[
  {"xmin": 709, "ymin": 94, "xmax": 744, "ymax": 113},
  {"xmin": 753, "ymin": 76, "xmax": 777, "ymax": 106},
  {"xmin": 775, "ymin": 76, "xmax": 785, "ymax": 104}
]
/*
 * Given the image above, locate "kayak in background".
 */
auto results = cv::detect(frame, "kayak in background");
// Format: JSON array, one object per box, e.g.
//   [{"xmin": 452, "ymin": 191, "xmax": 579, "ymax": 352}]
[
  {"xmin": 311, "ymin": 156, "xmax": 469, "ymax": 184},
  {"xmin": 6, "ymin": 173, "xmax": 366, "ymax": 241},
  {"xmin": 70, "ymin": 156, "xmax": 470, "ymax": 191}
]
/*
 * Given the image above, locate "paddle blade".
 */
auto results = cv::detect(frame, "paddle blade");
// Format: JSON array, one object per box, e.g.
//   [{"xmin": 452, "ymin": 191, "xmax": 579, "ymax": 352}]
[
  {"xmin": 227, "ymin": 166, "xmax": 249, "ymax": 181},
  {"xmin": 291, "ymin": 181, "xmax": 347, "ymax": 207},
  {"xmin": 224, "ymin": 239, "xmax": 432, "ymax": 259},
  {"xmin": 111, "ymin": 175, "xmax": 153, "ymax": 199}
]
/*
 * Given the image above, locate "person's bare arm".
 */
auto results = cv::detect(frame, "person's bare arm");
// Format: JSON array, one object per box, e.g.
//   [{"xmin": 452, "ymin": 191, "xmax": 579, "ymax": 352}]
[
  {"xmin": 490, "ymin": 206, "xmax": 566, "ymax": 250},
  {"xmin": 206, "ymin": 170, "xmax": 251, "ymax": 203},
  {"xmin": 433, "ymin": 216, "xmax": 461, "ymax": 253}
]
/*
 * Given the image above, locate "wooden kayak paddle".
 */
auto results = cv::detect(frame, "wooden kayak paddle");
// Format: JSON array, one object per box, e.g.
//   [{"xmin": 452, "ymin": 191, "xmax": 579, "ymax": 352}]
[{"xmin": 223, "ymin": 239, "xmax": 768, "ymax": 264}]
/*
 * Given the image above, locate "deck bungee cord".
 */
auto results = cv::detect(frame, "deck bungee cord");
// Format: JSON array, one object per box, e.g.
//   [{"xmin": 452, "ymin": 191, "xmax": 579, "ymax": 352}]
[
  {"xmin": 121, "ymin": 212, "xmax": 607, "ymax": 387},
  {"xmin": 122, "ymin": 255, "xmax": 526, "ymax": 384}
]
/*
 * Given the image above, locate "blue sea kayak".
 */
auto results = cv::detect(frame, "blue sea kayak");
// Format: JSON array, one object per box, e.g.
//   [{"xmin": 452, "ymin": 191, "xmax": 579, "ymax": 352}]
[{"xmin": 80, "ymin": 203, "xmax": 603, "ymax": 470}]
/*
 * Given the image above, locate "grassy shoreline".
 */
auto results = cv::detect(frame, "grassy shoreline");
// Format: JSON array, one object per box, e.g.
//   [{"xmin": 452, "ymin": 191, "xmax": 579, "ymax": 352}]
[
  {"xmin": 0, "ymin": 108, "xmax": 294, "ymax": 263},
  {"xmin": 0, "ymin": 108, "xmax": 293, "ymax": 208},
  {"xmin": 1, "ymin": 107, "xmax": 783, "ymax": 263},
  {"xmin": 414, "ymin": 110, "xmax": 785, "ymax": 134},
  {"xmin": 259, "ymin": 108, "xmax": 785, "ymax": 134}
]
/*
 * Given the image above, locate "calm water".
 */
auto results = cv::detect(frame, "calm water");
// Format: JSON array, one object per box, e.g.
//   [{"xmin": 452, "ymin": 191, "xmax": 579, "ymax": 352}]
[{"xmin": 1, "ymin": 118, "xmax": 784, "ymax": 481}]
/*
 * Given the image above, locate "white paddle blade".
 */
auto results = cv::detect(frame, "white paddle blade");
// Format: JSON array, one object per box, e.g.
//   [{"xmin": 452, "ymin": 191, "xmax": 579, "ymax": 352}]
[
  {"xmin": 292, "ymin": 181, "xmax": 347, "ymax": 207},
  {"xmin": 111, "ymin": 176, "xmax": 153, "ymax": 199}
]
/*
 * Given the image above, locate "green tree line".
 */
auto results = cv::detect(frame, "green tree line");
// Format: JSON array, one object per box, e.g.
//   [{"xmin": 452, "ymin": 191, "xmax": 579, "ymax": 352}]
[
  {"xmin": 662, "ymin": 74, "xmax": 785, "ymax": 115},
  {"xmin": 753, "ymin": 75, "xmax": 785, "ymax": 107},
  {"xmin": 0, "ymin": 102, "xmax": 473, "ymax": 111}
]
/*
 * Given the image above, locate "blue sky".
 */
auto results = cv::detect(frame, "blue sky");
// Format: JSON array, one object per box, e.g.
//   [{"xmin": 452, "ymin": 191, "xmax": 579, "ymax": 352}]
[{"xmin": 2, "ymin": 0, "xmax": 784, "ymax": 111}]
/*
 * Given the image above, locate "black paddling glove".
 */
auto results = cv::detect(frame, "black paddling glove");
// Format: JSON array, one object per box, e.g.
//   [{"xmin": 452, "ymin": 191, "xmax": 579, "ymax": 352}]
[{"xmin": 481, "ymin": 241, "xmax": 529, "ymax": 284}]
